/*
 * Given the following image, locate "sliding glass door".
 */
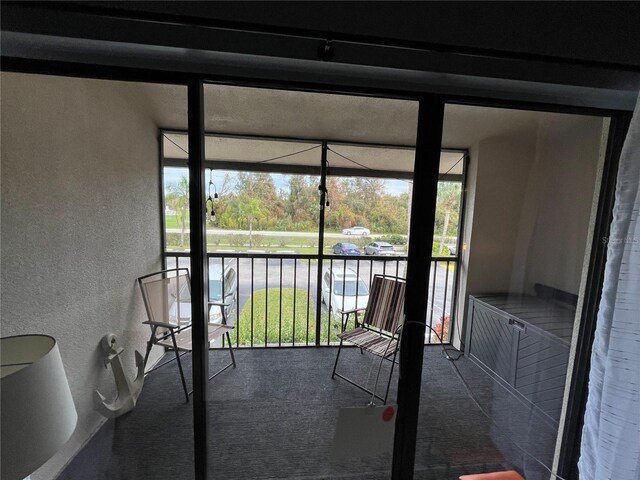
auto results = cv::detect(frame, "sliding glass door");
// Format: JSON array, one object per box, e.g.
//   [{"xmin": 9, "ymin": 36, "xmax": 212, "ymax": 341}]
[
  {"xmin": 7, "ymin": 66, "xmax": 624, "ymax": 480},
  {"xmin": 193, "ymin": 83, "xmax": 425, "ymax": 479},
  {"xmin": 414, "ymin": 103, "xmax": 611, "ymax": 479}
]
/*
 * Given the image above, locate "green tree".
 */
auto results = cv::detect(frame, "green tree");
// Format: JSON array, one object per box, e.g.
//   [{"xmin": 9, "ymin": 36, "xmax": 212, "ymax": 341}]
[
  {"xmin": 343, "ymin": 178, "xmax": 385, "ymax": 223},
  {"xmin": 369, "ymin": 194, "xmax": 408, "ymax": 233},
  {"xmin": 236, "ymin": 172, "xmax": 284, "ymax": 228},
  {"xmin": 235, "ymin": 194, "xmax": 266, "ymax": 247},
  {"xmin": 435, "ymin": 182, "xmax": 461, "ymax": 254},
  {"xmin": 166, "ymin": 175, "xmax": 189, "ymax": 247},
  {"xmin": 286, "ymin": 175, "xmax": 318, "ymax": 228},
  {"xmin": 324, "ymin": 177, "xmax": 349, "ymax": 230}
]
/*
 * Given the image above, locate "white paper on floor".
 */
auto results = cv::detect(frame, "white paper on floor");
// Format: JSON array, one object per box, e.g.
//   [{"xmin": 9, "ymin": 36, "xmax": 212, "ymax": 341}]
[{"xmin": 331, "ymin": 404, "xmax": 397, "ymax": 460}]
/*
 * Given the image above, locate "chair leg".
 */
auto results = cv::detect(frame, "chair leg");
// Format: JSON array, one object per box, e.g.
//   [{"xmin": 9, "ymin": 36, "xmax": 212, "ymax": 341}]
[
  {"xmin": 170, "ymin": 331, "xmax": 189, "ymax": 403},
  {"xmin": 332, "ymin": 339, "xmax": 344, "ymax": 378},
  {"xmin": 143, "ymin": 338, "xmax": 153, "ymax": 369},
  {"xmin": 384, "ymin": 348, "xmax": 400, "ymax": 405},
  {"xmin": 226, "ymin": 331, "xmax": 236, "ymax": 367}
]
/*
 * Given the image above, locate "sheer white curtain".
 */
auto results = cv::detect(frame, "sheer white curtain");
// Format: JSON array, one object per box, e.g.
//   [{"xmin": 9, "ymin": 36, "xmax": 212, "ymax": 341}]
[{"xmin": 579, "ymin": 94, "xmax": 640, "ymax": 480}]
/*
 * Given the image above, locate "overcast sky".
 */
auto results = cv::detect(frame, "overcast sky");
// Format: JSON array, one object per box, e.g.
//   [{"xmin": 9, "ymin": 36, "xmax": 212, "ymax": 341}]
[{"xmin": 164, "ymin": 168, "xmax": 410, "ymax": 197}]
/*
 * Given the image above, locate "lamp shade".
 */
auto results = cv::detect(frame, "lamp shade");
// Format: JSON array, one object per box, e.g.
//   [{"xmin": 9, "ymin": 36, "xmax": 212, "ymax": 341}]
[{"xmin": 1, "ymin": 335, "xmax": 77, "ymax": 480}]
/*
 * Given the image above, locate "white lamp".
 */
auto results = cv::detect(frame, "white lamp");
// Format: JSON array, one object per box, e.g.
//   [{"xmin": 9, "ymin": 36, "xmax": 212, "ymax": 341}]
[{"xmin": 1, "ymin": 335, "xmax": 78, "ymax": 480}]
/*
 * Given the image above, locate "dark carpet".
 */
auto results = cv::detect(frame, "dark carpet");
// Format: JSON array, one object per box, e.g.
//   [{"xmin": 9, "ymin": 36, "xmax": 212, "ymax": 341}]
[{"xmin": 58, "ymin": 347, "xmax": 559, "ymax": 480}]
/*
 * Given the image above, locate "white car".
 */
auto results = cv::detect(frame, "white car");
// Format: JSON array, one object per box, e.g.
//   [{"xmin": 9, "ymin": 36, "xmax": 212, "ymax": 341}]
[
  {"xmin": 342, "ymin": 226, "xmax": 370, "ymax": 236},
  {"xmin": 364, "ymin": 241, "xmax": 395, "ymax": 256},
  {"xmin": 169, "ymin": 262, "xmax": 237, "ymax": 324},
  {"xmin": 321, "ymin": 266, "xmax": 369, "ymax": 314}
]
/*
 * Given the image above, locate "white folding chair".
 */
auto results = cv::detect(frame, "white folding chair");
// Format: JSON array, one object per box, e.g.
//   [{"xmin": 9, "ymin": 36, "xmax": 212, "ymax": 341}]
[{"xmin": 137, "ymin": 268, "xmax": 236, "ymax": 402}]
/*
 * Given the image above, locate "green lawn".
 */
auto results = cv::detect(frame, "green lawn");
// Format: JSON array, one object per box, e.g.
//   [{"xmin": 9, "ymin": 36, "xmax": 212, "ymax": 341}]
[
  {"xmin": 164, "ymin": 215, "xmax": 187, "ymax": 230},
  {"xmin": 230, "ymin": 288, "xmax": 342, "ymax": 346}
]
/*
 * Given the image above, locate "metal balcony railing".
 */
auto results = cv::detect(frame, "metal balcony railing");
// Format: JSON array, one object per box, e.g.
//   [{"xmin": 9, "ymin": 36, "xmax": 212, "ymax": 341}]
[{"xmin": 163, "ymin": 251, "xmax": 457, "ymax": 347}]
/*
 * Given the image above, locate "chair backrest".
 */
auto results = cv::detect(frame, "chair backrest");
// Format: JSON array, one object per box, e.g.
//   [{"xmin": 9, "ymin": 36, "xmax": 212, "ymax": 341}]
[
  {"xmin": 362, "ymin": 275, "xmax": 406, "ymax": 334},
  {"xmin": 138, "ymin": 268, "xmax": 192, "ymax": 328}
]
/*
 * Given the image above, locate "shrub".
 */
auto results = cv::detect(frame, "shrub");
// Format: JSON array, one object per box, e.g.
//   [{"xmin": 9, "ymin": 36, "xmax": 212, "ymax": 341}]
[
  {"xmin": 165, "ymin": 232, "xmax": 189, "ymax": 248},
  {"xmin": 376, "ymin": 234, "xmax": 407, "ymax": 245},
  {"xmin": 208, "ymin": 233, "xmax": 221, "ymax": 246},
  {"xmin": 356, "ymin": 236, "xmax": 372, "ymax": 248},
  {"xmin": 432, "ymin": 315, "xmax": 450, "ymax": 343},
  {"xmin": 228, "ymin": 234, "xmax": 245, "ymax": 247},
  {"xmin": 432, "ymin": 242, "xmax": 450, "ymax": 257},
  {"xmin": 251, "ymin": 234, "xmax": 264, "ymax": 247}
]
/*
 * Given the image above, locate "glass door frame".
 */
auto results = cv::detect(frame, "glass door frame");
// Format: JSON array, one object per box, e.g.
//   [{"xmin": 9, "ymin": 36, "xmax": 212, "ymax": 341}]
[
  {"xmin": 438, "ymin": 96, "xmax": 632, "ymax": 479},
  {"xmin": 2, "ymin": 57, "xmax": 630, "ymax": 479},
  {"xmin": 186, "ymin": 81, "xmax": 436, "ymax": 479},
  {"xmin": 186, "ymin": 81, "xmax": 631, "ymax": 479}
]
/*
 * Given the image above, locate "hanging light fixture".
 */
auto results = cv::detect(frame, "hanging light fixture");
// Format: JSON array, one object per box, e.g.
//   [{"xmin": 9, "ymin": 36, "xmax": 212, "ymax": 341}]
[
  {"xmin": 206, "ymin": 169, "xmax": 219, "ymax": 222},
  {"xmin": 318, "ymin": 184, "xmax": 330, "ymax": 210},
  {"xmin": 324, "ymin": 165, "xmax": 330, "ymax": 209}
]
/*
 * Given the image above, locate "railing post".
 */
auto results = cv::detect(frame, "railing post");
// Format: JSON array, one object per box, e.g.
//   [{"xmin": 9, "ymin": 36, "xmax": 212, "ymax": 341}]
[{"xmin": 315, "ymin": 141, "xmax": 328, "ymax": 345}]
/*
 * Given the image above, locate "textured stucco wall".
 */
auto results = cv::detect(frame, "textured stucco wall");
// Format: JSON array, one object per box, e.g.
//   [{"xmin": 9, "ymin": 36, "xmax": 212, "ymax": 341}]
[
  {"xmin": 466, "ymin": 132, "xmax": 538, "ymax": 294},
  {"xmin": 519, "ymin": 115, "xmax": 604, "ymax": 295},
  {"xmin": 1, "ymin": 73, "xmax": 163, "ymax": 479},
  {"xmin": 455, "ymin": 114, "xmax": 603, "ymax": 347},
  {"xmin": 463, "ymin": 115, "xmax": 603, "ymax": 298}
]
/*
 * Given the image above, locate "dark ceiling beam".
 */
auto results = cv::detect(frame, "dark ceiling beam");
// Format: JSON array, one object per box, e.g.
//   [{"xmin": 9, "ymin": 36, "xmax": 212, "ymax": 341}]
[
  {"xmin": 2, "ymin": 3, "xmax": 639, "ymax": 111},
  {"xmin": 7, "ymin": 1, "xmax": 640, "ymax": 73}
]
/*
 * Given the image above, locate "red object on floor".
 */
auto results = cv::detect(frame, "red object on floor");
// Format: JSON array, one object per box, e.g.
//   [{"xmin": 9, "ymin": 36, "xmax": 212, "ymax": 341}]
[{"xmin": 459, "ymin": 471, "xmax": 525, "ymax": 480}]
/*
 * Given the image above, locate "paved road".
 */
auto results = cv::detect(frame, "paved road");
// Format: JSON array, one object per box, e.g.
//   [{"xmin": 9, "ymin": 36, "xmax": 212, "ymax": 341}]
[{"xmin": 167, "ymin": 228, "xmax": 379, "ymax": 239}]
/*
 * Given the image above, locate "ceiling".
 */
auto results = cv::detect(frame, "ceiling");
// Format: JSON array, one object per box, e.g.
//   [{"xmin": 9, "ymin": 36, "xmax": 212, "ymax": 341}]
[
  {"xmin": 162, "ymin": 133, "xmax": 465, "ymax": 176},
  {"xmin": 135, "ymin": 82, "xmax": 594, "ymax": 177}
]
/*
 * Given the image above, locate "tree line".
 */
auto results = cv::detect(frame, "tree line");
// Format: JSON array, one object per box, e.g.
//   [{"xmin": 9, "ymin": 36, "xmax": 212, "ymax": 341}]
[{"xmin": 165, "ymin": 171, "xmax": 461, "ymax": 246}]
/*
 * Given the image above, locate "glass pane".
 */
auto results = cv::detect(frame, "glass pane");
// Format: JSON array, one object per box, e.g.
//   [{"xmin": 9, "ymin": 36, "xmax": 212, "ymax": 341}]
[
  {"xmin": 204, "ymin": 169, "xmax": 322, "ymax": 254},
  {"xmin": 164, "ymin": 166, "xmax": 190, "ymax": 251},
  {"xmin": 321, "ymin": 158, "xmax": 412, "ymax": 342},
  {"xmin": 416, "ymin": 103, "xmax": 609, "ymax": 478},
  {"xmin": 428, "ymin": 156, "xmax": 465, "ymax": 345},
  {"xmin": 324, "ymin": 144, "xmax": 412, "ymax": 258},
  {"xmin": 201, "ymin": 83, "xmax": 419, "ymax": 478}
]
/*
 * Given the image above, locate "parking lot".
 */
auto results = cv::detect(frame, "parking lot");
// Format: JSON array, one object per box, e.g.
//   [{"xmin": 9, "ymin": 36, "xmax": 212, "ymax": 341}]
[{"xmin": 172, "ymin": 255, "xmax": 456, "ymax": 330}]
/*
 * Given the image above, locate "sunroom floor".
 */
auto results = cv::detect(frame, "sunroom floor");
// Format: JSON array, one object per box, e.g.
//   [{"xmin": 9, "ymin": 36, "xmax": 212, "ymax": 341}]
[{"xmin": 59, "ymin": 346, "xmax": 557, "ymax": 480}]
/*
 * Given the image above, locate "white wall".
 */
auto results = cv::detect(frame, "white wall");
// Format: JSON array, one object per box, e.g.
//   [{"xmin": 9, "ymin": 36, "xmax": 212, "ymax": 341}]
[
  {"xmin": 464, "ymin": 114, "xmax": 604, "ymax": 298},
  {"xmin": 466, "ymin": 131, "xmax": 538, "ymax": 294},
  {"xmin": 519, "ymin": 115, "xmax": 605, "ymax": 295},
  {"xmin": 454, "ymin": 110, "xmax": 605, "ymax": 348},
  {"xmin": 1, "ymin": 73, "xmax": 167, "ymax": 479}
]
